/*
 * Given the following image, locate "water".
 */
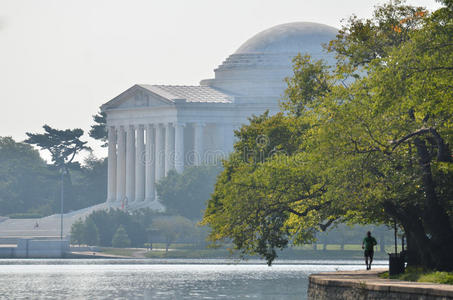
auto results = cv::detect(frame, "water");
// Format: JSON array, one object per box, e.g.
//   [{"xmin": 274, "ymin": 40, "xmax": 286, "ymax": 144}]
[{"xmin": 0, "ymin": 259, "xmax": 387, "ymax": 299}]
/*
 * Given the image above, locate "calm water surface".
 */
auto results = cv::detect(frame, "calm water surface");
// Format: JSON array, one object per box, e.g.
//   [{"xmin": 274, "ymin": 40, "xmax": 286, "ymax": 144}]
[{"xmin": 0, "ymin": 259, "xmax": 387, "ymax": 299}]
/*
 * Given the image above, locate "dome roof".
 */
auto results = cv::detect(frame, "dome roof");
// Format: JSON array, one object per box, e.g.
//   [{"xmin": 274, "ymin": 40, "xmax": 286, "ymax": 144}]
[
  {"xmin": 234, "ymin": 22, "xmax": 337, "ymax": 54},
  {"xmin": 205, "ymin": 22, "xmax": 337, "ymax": 99}
]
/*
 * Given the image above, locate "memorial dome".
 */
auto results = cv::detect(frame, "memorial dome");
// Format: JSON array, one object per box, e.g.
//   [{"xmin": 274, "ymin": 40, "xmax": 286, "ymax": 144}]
[
  {"xmin": 205, "ymin": 22, "xmax": 337, "ymax": 101},
  {"xmin": 234, "ymin": 22, "xmax": 338, "ymax": 55}
]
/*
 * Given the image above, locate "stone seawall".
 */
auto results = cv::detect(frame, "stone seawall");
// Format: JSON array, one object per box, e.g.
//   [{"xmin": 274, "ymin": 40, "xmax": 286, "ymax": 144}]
[
  {"xmin": 308, "ymin": 269, "xmax": 453, "ymax": 300},
  {"xmin": 0, "ymin": 239, "xmax": 69, "ymax": 258}
]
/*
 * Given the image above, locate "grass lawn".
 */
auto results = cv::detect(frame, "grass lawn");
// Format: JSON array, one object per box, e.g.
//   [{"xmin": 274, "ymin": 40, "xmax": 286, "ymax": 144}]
[
  {"xmin": 144, "ymin": 248, "xmax": 236, "ymax": 259},
  {"xmin": 99, "ymin": 247, "xmax": 137, "ymax": 257},
  {"xmin": 98, "ymin": 243, "xmax": 392, "ymax": 260},
  {"xmin": 379, "ymin": 267, "xmax": 453, "ymax": 285}
]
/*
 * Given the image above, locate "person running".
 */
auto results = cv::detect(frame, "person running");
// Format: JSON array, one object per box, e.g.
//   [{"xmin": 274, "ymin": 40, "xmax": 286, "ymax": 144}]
[{"xmin": 362, "ymin": 231, "xmax": 377, "ymax": 270}]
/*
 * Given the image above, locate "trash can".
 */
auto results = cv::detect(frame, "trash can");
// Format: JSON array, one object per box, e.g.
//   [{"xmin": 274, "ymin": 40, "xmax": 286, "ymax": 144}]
[{"xmin": 389, "ymin": 253, "xmax": 405, "ymax": 275}]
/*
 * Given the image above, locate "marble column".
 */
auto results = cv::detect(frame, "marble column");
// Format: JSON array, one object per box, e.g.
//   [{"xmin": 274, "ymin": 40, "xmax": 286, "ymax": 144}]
[
  {"xmin": 174, "ymin": 122, "xmax": 185, "ymax": 173},
  {"xmin": 223, "ymin": 123, "xmax": 235, "ymax": 154},
  {"xmin": 165, "ymin": 123, "xmax": 175, "ymax": 175},
  {"xmin": 193, "ymin": 122, "xmax": 205, "ymax": 166},
  {"xmin": 155, "ymin": 124, "xmax": 165, "ymax": 181},
  {"xmin": 107, "ymin": 126, "xmax": 117, "ymax": 202},
  {"xmin": 125, "ymin": 125, "xmax": 135, "ymax": 202},
  {"xmin": 135, "ymin": 125, "xmax": 145, "ymax": 202},
  {"xmin": 215, "ymin": 123, "xmax": 225, "ymax": 152},
  {"xmin": 145, "ymin": 124, "xmax": 155, "ymax": 202},
  {"xmin": 116, "ymin": 126, "xmax": 126, "ymax": 202}
]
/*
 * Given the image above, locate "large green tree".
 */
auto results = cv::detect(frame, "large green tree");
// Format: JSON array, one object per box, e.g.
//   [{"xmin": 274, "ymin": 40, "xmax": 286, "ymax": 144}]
[
  {"xmin": 70, "ymin": 155, "xmax": 108, "ymax": 210},
  {"xmin": 151, "ymin": 216, "xmax": 194, "ymax": 253},
  {"xmin": 88, "ymin": 110, "xmax": 107, "ymax": 147},
  {"xmin": 25, "ymin": 125, "xmax": 90, "ymax": 172},
  {"xmin": 112, "ymin": 225, "xmax": 131, "ymax": 248},
  {"xmin": 156, "ymin": 166, "xmax": 222, "ymax": 220},
  {"xmin": 0, "ymin": 137, "xmax": 57, "ymax": 215},
  {"xmin": 203, "ymin": 0, "xmax": 453, "ymax": 270},
  {"xmin": 25, "ymin": 125, "xmax": 91, "ymax": 213},
  {"xmin": 75, "ymin": 209, "xmax": 157, "ymax": 247}
]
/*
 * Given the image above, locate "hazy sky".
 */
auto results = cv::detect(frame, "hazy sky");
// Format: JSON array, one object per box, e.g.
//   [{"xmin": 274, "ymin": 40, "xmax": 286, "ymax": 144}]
[{"xmin": 0, "ymin": 0, "xmax": 441, "ymax": 158}]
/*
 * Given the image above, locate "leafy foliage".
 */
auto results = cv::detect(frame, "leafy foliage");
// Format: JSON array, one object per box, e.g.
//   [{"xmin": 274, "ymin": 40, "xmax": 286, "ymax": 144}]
[
  {"xmin": 156, "ymin": 166, "xmax": 222, "ymax": 220},
  {"xmin": 151, "ymin": 216, "xmax": 194, "ymax": 252},
  {"xmin": 112, "ymin": 225, "xmax": 131, "ymax": 248},
  {"xmin": 88, "ymin": 110, "xmax": 108, "ymax": 147},
  {"xmin": 0, "ymin": 136, "xmax": 109, "ymax": 215},
  {"xmin": 203, "ymin": 1, "xmax": 453, "ymax": 269},
  {"xmin": 70, "ymin": 155, "xmax": 108, "ymax": 210},
  {"xmin": 70, "ymin": 219, "xmax": 85, "ymax": 246},
  {"xmin": 0, "ymin": 137, "xmax": 57, "ymax": 215},
  {"xmin": 83, "ymin": 218, "xmax": 100, "ymax": 246},
  {"xmin": 70, "ymin": 209, "xmax": 206, "ymax": 249},
  {"xmin": 25, "ymin": 124, "xmax": 90, "ymax": 170}
]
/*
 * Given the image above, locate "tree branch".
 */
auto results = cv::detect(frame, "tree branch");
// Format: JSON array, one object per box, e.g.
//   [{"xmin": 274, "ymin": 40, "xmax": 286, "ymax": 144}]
[
  {"xmin": 390, "ymin": 127, "xmax": 451, "ymax": 162},
  {"xmin": 390, "ymin": 127, "xmax": 431, "ymax": 151}
]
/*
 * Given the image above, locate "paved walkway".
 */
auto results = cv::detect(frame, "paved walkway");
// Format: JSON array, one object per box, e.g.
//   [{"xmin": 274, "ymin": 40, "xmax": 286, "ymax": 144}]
[
  {"xmin": 310, "ymin": 269, "xmax": 453, "ymax": 298},
  {"xmin": 70, "ymin": 251, "xmax": 130, "ymax": 259}
]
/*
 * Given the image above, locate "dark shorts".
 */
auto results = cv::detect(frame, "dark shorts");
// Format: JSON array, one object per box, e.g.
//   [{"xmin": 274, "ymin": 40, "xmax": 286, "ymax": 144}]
[{"xmin": 364, "ymin": 250, "xmax": 374, "ymax": 258}]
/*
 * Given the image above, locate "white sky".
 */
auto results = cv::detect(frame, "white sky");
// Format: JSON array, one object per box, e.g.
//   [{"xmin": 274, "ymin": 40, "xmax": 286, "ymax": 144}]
[{"xmin": 0, "ymin": 0, "xmax": 441, "ymax": 159}]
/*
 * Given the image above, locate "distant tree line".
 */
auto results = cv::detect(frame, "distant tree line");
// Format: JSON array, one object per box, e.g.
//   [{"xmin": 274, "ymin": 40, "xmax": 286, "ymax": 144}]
[
  {"xmin": 70, "ymin": 209, "xmax": 207, "ymax": 250},
  {"xmin": 0, "ymin": 136, "xmax": 107, "ymax": 217},
  {"xmin": 156, "ymin": 165, "xmax": 222, "ymax": 220},
  {"xmin": 0, "ymin": 110, "xmax": 108, "ymax": 217}
]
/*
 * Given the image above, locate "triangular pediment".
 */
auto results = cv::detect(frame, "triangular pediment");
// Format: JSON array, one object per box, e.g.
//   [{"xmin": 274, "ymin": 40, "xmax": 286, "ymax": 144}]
[{"xmin": 101, "ymin": 85, "xmax": 174, "ymax": 110}]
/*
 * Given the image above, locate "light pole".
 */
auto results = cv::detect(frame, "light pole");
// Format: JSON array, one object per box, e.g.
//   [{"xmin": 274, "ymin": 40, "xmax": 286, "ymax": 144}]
[{"xmin": 60, "ymin": 167, "xmax": 66, "ymax": 240}]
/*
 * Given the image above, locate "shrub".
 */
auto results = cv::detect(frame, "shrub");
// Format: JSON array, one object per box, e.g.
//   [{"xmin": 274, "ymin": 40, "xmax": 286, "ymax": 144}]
[{"xmin": 112, "ymin": 225, "xmax": 131, "ymax": 248}]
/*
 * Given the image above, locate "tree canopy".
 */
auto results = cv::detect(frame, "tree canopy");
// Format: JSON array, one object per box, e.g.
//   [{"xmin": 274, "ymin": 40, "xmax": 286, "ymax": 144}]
[
  {"xmin": 0, "ymin": 136, "xmax": 108, "ymax": 216},
  {"xmin": 202, "ymin": 0, "xmax": 453, "ymax": 270},
  {"xmin": 25, "ymin": 124, "xmax": 90, "ymax": 171},
  {"xmin": 156, "ymin": 166, "xmax": 222, "ymax": 220},
  {"xmin": 89, "ymin": 110, "xmax": 108, "ymax": 147},
  {"xmin": 0, "ymin": 137, "xmax": 56, "ymax": 215}
]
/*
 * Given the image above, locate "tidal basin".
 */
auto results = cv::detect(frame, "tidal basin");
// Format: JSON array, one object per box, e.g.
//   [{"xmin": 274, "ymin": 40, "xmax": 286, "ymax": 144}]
[{"xmin": 0, "ymin": 259, "xmax": 387, "ymax": 299}]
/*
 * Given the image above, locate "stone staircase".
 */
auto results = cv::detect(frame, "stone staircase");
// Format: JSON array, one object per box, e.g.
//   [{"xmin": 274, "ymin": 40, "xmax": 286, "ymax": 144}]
[{"xmin": 0, "ymin": 200, "xmax": 164, "ymax": 240}]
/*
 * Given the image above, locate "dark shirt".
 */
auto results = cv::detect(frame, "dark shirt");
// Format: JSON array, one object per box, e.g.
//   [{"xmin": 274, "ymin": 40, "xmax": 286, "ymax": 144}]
[{"xmin": 363, "ymin": 236, "xmax": 377, "ymax": 251}]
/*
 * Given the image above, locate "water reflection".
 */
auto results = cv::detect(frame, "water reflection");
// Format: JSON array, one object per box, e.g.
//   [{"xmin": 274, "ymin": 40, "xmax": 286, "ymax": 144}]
[{"xmin": 0, "ymin": 259, "xmax": 386, "ymax": 299}]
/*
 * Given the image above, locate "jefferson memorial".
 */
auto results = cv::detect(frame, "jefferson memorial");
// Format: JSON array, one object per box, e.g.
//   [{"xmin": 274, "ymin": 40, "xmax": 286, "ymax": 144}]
[{"xmin": 101, "ymin": 22, "xmax": 337, "ymax": 209}]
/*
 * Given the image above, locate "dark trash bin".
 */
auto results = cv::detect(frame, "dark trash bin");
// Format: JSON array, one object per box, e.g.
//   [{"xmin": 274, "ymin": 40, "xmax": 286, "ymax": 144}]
[{"xmin": 389, "ymin": 253, "xmax": 405, "ymax": 275}]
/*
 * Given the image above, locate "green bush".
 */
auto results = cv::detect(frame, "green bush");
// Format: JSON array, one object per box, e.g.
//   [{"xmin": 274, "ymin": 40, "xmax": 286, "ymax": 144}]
[
  {"xmin": 70, "ymin": 219, "xmax": 85, "ymax": 246},
  {"xmin": 112, "ymin": 225, "xmax": 131, "ymax": 248},
  {"xmin": 419, "ymin": 272, "xmax": 453, "ymax": 285},
  {"xmin": 83, "ymin": 218, "xmax": 100, "ymax": 246},
  {"xmin": 380, "ymin": 267, "xmax": 453, "ymax": 285}
]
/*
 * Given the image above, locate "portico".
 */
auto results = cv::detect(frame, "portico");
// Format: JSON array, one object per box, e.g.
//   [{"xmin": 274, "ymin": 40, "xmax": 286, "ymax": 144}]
[
  {"xmin": 101, "ymin": 22, "xmax": 337, "ymax": 208},
  {"xmin": 106, "ymin": 121, "xmax": 230, "ymax": 203},
  {"xmin": 102, "ymin": 85, "xmax": 243, "ymax": 205}
]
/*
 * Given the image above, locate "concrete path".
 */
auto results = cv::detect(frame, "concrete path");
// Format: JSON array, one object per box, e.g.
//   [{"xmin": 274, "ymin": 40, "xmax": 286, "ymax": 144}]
[
  {"xmin": 310, "ymin": 269, "xmax": 453, "ymax": 299},
  {"xmin": 69, "ymin": 251, "xmax": 130, "ymax": 259}
]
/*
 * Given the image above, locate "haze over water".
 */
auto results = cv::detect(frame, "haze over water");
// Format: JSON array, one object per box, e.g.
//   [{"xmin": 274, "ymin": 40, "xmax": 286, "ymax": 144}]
[{"xmin": 0, "ymin": 259, "xmax": 387, "ymax": 299}]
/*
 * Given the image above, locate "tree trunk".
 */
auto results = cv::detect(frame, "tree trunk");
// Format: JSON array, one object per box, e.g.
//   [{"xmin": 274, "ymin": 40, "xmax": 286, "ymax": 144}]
[
  {"xmin": 383, "ymin": 201, "xmax": 433, "ymax": 268},
  {"xmin": 414, "ymin": 138, "xmax": 453, "ymax": 270}
]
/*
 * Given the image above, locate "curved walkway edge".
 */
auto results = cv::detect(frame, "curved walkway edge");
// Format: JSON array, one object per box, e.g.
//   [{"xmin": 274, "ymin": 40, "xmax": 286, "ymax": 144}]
[{"xmin": 308, "ymin": 269, "xmax": 453, "ymax": 300}]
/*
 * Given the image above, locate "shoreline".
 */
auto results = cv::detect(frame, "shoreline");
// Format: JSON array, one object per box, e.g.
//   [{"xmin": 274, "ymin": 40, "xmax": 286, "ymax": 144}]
[{"xmin": 308, "ymin": 269, "xmax": 453, "ymax": 300}]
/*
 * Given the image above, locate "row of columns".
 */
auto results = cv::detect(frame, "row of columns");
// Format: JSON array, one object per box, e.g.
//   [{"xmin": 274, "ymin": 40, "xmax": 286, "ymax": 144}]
[{"xmin": 107, "ymin": 122, "xmax": 233, "ymax": 203}]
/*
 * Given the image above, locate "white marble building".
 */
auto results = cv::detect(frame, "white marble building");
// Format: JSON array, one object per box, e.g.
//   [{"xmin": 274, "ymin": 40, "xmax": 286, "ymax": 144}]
[{"xmin": 101, "ymin": 22, "xmax": 337, "ymax": 208}]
